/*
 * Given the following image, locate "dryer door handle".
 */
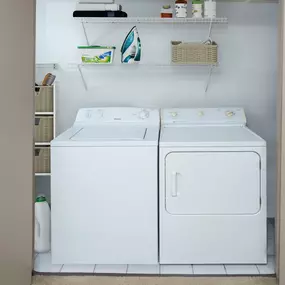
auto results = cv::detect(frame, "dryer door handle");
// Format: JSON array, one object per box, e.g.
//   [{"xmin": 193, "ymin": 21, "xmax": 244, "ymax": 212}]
[{"xmin": 171, "ymin": 171, "xmax": 178, "ymax": 197}]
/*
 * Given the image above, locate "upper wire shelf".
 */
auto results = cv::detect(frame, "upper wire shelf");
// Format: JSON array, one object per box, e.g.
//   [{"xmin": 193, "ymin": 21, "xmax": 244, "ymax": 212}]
[{"xmin": 78, "ymin": 17, "xmax": 228, "ymax": 24}]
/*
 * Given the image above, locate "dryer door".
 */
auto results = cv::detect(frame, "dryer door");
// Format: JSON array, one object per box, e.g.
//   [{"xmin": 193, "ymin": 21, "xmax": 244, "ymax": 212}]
[{"xmin": 165, "ymin": 151, "xmax": 261, "ymax": 215}]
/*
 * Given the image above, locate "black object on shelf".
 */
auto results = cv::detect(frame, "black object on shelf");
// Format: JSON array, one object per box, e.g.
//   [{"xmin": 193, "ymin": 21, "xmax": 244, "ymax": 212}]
[{"xmin": 73, "ymin": 10, "xmax": 128, "ymax": 18}]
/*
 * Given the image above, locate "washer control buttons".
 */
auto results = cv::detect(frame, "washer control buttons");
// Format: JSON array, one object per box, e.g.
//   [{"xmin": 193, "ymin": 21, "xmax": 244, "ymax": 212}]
[
  {"xmin": 139, "ymin": 110, "xmax": 150, "ymax": 119},
  {"xmin": 226, "ymin": 111, "xmax": 235, "ymax": 117}
]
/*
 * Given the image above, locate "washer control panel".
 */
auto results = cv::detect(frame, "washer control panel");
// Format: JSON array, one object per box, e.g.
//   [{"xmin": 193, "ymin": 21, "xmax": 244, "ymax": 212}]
[
  {"xmin": 74, "ymin": 108, "xmax": 159, "ymax": 126},
  {"xmin": 162, "ymin": 108, "xmax": 247, "ymax": 125}
]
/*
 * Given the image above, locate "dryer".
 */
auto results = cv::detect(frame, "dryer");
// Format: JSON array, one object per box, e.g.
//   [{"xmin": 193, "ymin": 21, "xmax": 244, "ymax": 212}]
[
  {"xmin": 159, "ymin": 108, "xmax": 267, "ymax": 265},
  {"xmin": 51, "ymin": 107, "xmax": 159, "ymax": 265}
]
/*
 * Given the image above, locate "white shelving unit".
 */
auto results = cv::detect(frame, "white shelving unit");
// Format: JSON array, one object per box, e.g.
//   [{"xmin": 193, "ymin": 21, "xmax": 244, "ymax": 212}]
[{"xmin": 76, "ymin": 16, "xmax": 227, "ymax": 92}]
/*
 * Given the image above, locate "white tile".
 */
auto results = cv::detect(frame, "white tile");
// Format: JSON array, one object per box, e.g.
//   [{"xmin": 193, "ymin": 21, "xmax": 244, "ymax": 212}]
[
  {"xmin": 257, "ymin": 256, "xmax": 276, "ymax": 275},
  {"xmin": 193, "ymin": 265, "xmax": 226, "ymax": 275},
  {"xmin": 61, "ymin": 264, "xmax": 95, "ymax": 273},
  {"xmin": 225, "ymin": 265, "xmax": 259, "ymax": 275},
  {"xmin": 160, "ymin": 265, "xmax": 193, "ymax": 275},
  {"xmin": 268, "ymin": 237, "xmax": 275, "ymax": 256},
  {"xmin": 127, "ymin": 265, "xmax": 159, "ymax": 275},
  {"xmin": 34, "ymin": 252, "xmax": 63, "ymax": 273},
  {"xmin": 94, "ymin": 264, "xmax": 127, "ymax": 274}
]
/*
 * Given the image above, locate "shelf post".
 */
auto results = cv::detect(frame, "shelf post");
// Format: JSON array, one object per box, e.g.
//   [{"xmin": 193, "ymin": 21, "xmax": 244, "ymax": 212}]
[
  {"xmin": 78, "ymin": 64, "xmax": 88, "ymax": 91},
  {"xmin": 82, "ymin": 22, "xmax": 90, "ymax": 46}
]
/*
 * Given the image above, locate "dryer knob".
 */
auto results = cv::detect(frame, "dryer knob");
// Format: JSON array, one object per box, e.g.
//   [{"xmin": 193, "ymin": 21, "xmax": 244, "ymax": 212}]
[{"xmin": 139, "ymin": 110, "xmax": 150, "ymax": 120}]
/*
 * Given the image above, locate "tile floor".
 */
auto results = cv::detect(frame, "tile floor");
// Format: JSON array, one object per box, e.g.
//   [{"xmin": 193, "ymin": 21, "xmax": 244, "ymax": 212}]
[{"xmin": 34, "ymin": 221, "xmax": 276, "ymax": 276}]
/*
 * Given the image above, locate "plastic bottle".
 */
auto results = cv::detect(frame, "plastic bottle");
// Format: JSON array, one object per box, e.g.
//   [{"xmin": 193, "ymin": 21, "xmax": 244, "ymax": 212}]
[
  {"xmin": 175, "ymin": 0, "xmax": 188, "ymax": 18},
  {"xmin": 34, "ymin": 195, "xmax": 51, "ymax": 253},
  {"xmin": 204, "ymin": 0, "xmax": 216, "ymax": 18},
  {"xmin": 192, "ymin": 0, "xmax": 203, "ymax": 18},
  {"xmin": 161, "ymin": 5, "xmax": 173, "ymax": 18}
]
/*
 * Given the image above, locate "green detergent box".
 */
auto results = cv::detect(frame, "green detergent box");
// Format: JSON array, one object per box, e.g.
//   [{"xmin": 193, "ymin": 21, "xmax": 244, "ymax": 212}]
[{"xmin": 78, "ymin": 46, "xmax": 116, "ymax": 64}]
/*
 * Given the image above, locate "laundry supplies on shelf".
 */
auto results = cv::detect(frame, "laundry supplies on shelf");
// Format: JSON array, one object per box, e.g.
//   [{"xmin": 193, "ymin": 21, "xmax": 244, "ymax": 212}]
[
  {"xmin": 34, "ymin": 195, "xmax": 51, "ymax": 253},
  {"xmin": 121, "ymin": 26, "xmax": 141, "ymax": 64},
  {"xmin": 204, "ymin": 0, "xmax": 216, "ymax": 18},
  {"xmin": 78, "ymin": 46, "xmax": 116, "ymax": 64},
  {"xmin": 192, "ymin": 0, "xmax": 203, "ymax": 18},
  {"xmin": 175, "ymin": 0, "xmax": 188, "ymax": 18},
  {"xmin": 161, "ymin": 5, "xmax": 173, "ymax": 18}
]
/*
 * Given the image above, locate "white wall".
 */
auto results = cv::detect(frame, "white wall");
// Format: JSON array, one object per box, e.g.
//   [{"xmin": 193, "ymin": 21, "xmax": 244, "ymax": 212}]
[{"xmin": 36, "ymin": 0, "xmax": 278, "ymax": 217}]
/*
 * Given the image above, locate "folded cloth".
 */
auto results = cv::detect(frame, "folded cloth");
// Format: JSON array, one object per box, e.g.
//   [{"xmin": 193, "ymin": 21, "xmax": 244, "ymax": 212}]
[
  {"xmin": 73, "ymin": 10, "xmax": 127, "ymax": 17},
  {"xmin": 76, "ymin": 3, "xmax": 122, "ymax": 11}
]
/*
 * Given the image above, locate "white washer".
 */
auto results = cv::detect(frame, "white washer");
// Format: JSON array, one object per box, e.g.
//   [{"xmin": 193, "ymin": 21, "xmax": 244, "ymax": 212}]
[
  {"xmin": 51, "ymin": 107, "xmax": 159, "ymax": 265},
  {"xmin": 159, "ymin": 108, "xmax": 267, "ymax": 265}
]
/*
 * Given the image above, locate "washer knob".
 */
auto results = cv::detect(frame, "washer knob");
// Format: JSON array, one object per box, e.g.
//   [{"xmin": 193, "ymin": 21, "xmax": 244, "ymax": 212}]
[
  {"xmin": 171, "ymin": 112, "xmax": 178, "ymax": 117},
  {"xmin": 139, "ymin": 110, "xmax": 150, "ymax": 119}
]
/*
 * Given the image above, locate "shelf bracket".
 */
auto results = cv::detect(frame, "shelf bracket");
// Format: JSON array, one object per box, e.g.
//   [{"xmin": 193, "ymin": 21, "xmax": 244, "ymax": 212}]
[
  {"xmin": 206, "ymin": 18, "xmax": 214, "ymax": 43},
  {"xmin": 205, "ymin": 65, "xmax": 214, "ymax": 93},
  {"xmin": 78, "ymin": 64, "xmax": 88, "ymax": 91},
  {"xmin": 82, "ymin": 22, "xmax": 90, "ymax": 46}
]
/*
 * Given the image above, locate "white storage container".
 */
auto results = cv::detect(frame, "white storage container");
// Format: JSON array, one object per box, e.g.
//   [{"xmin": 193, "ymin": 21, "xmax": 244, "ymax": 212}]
[
  {"xmin": 78, "ymin": 46, "xmax": 116, "ymax": 64},
  {"xmin": 34, "ymin": 195, "xmax": 51, "ymax": 253}
]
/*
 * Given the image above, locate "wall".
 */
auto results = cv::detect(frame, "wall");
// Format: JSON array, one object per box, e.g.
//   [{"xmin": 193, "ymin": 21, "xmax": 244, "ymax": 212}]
[
  {"xmin": 36, "ymin": 0, "xmax": 278, "ymax": 217},
  {"xmin": 0, "ymin": 0, "xmax": 35, "ymax": 284}
]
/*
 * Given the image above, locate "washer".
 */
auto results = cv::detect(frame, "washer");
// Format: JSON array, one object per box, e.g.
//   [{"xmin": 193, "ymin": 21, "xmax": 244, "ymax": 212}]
[
  {"xmin": 51, "ymin": 107, "xmax": 159, "ymax": 265},
  {"xmin": 159, "ymin": 108, "xmax": 267, "ymax": 265}
]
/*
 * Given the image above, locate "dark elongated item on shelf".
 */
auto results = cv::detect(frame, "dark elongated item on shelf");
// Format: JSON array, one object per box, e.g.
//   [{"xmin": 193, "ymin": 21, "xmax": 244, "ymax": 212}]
[
  {"xmin": 73, "ymin": 10, "xmax": 128, "ymax": 17},
  {"xmin": 42, "ymin": 73, "xmax": 56, "ymax": 86}
]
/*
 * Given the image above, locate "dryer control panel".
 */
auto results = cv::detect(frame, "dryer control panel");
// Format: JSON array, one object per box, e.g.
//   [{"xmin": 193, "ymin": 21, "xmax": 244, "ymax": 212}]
[
  {"xmin": 162, "ymin": 108, "xmax": 247, "ymax": 126},
  {"xmin": 74, "ymin": 108, "xmax": 160, "ymax": 126}
]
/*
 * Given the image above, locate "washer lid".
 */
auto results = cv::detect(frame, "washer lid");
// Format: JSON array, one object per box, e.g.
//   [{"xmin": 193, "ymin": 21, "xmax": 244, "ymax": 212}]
[
  {"xmin": 70, "ymin": 126, "xmax": 147, "ymax": 141},
  {"xmin": 160, "ymin": 126, "xmax": 266, "ymax": 147},
  {"xmin": 51, "ymin": 125, "xmax": 159, "ymax": 147}
]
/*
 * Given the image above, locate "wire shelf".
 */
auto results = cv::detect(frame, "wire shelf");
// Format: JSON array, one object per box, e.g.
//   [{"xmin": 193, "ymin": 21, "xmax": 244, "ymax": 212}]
[
  {"xmin": 36, "ymin": 63, "xmax": 58, "ymax": 69},
  {"xmin": 77, "ymin": 17, "xmax": 228, "ymax": 24}
]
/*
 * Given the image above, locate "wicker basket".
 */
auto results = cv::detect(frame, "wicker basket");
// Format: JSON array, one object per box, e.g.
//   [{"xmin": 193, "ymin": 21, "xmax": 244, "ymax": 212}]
[
  {"xmin": 35, "ymin": 86, "xmax": 53, "ymax": 112},
  {"xmin": 35, "ymin": 116, "xmax": 54, "ymax": 143},
  {"xmin": 171, "ymin": 41, "xmax": 218, "ymax": 65},
  {"xmin": 34, "ymin": 147, "xmax": 50, "ymax": 173}
]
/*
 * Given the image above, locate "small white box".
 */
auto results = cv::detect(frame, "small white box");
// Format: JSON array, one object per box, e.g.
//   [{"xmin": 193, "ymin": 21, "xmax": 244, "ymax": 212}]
[{"xmin": 76, "ymin": 3, "xmax": 121, "ymax": 11}]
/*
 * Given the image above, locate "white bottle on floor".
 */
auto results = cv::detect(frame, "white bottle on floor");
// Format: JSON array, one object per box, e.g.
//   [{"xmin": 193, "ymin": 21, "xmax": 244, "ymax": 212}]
[{"xmin": 34, "ymin": 195, "xmax": 51, "ymax": 253}]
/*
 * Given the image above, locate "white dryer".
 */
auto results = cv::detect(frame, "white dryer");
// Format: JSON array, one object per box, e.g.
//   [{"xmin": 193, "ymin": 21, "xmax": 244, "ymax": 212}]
[
  {"xmin": 159, "ymin": 108, "xmax": 267, "ymax": 265},
  {"xmin": 51, "ymin": 107, "xmax": 159, "ymax": 265}
]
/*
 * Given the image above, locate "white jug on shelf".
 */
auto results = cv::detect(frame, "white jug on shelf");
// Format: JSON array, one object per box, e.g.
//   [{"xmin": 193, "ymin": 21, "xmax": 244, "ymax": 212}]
[{"xmin": 34, "ymin": 195, "xmax": 51, "ymax": 253}]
